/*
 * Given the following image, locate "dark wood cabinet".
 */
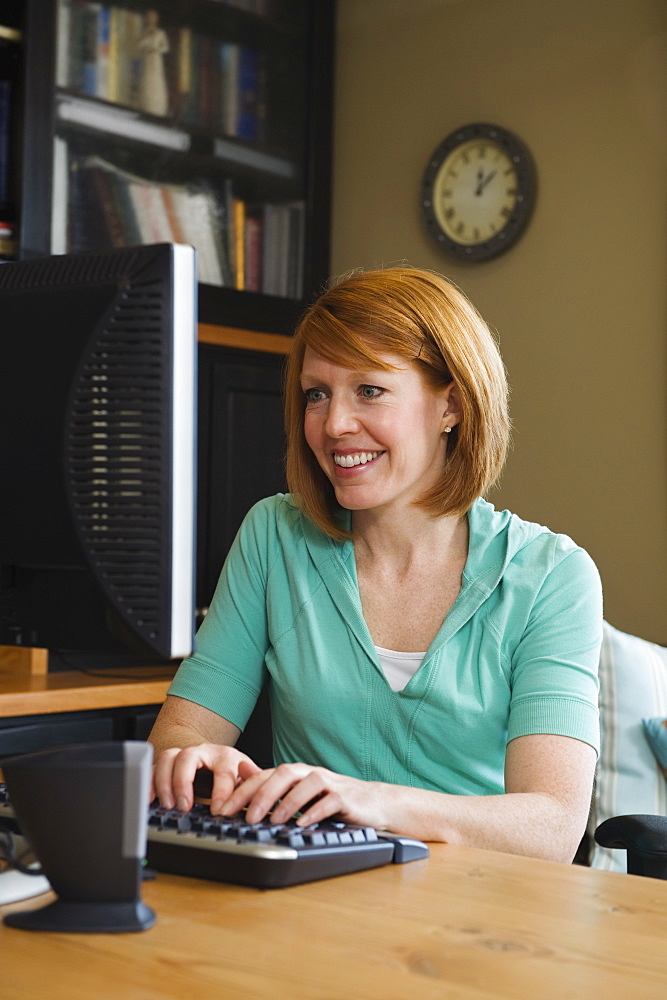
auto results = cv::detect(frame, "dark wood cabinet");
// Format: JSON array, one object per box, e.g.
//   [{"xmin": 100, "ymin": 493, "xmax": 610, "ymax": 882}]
[
  {"xmin": 0, "ymin": 705, "xmax": 164, "ymax": 757},
  {"xmin": 195, "ymin": 341, "xmax": 287, "ymax": 767},
  {"xmin": 197, "ymin": 342, "xmax": 287, "ymax": 611}
]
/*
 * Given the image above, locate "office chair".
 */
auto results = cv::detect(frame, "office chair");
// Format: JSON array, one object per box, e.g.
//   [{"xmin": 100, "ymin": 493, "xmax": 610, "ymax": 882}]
[{"xmin": 595, "ymin": 815, "xmax": 667, "ymax": 880}]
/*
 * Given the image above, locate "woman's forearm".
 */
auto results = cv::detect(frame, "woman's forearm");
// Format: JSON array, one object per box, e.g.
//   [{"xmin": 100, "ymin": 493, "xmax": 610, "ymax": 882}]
[
  {"xmin": 373, "ymin": 782, "xmax": 585, "ymax": 863},
  {"xmin": 372, "ymin": 734, "xmax": 594, "ymax": 863}
]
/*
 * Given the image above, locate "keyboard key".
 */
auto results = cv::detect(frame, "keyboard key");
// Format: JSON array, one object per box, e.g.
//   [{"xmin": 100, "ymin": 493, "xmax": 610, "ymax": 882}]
[
  {"xmin": 244, "ymin": 828, "xmax": 274, "ymax": 843},
  {"xmin": 190, "ymin": 817, "xmax": 214, "ymax": 833},
  {"xmin": 165, "ymin": 814, "xmax": 192, "ymax": 832},
  {"xmin": 215, "ymin": 824, "xmax": 241, "ymax": 839},
  {"xmin": 275, "ymin": 830, "xmax": 306, "ymax": 848},
  {"xmin": 303, "ymin": 831, "xmax": 326, "ymax": 847}
]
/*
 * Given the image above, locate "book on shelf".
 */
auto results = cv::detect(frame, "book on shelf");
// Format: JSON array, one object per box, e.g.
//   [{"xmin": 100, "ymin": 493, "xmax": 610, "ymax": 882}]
[
  {"xmin": 180, "ymin": 32, "xmax": 265, "ymax": 140},
  {"xmin": 96, "ymin": 4, "xmax": 110, "ymax": 99},
  {"xmin": 90, "ymin": 163, "xmax": 125, "ymax": 247},
  {"xmin": 66, "ymin": 156, "xmax": 224, "ymax": 285},
  {"xmin": 0, "ymin": 219, "xmax": 16, "ymax": 259},
  {"xmin": 258, "ymin": 200, "xmax": 304, "ymax": 298},
  {"xmin": 233, "ymin": 197, "xmax": 245, "ymax": 290},
  {"xmin": 61, "ymin": 2, "xmax": 150, "ymax": 108},
  {"xmin": 64, "ymin": 154, "xmax": 304, "ymax": 298},
  {"xmin": 244, "ymin": 213, "xmax": 262, "ymax": 293},
  {"xmin": 218, "ymin": 40, "xmax": 238, "ymax": 136},
  {"xmin": 59, "ymin": 2, "xmax": 266, "ymax": 144},
  {"xmin": 237, "ymin": 46, "xmax": 262, "ymax": 142}
]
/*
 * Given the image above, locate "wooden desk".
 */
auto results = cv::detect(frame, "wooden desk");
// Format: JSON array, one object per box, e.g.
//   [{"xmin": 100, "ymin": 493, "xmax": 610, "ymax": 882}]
[
  {"xmin": 0, "ymin": 667, "xmax": 174, "ymax": 718},
  {"xmin": 1, "ymin": 844, "xmax": 666, "ymax": 999}
]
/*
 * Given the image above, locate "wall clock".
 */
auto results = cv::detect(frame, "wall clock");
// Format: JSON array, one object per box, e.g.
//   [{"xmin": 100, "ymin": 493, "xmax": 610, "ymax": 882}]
[{"xmin": 421, "ymin": 123, "xmax": 536, "ymax": 262}]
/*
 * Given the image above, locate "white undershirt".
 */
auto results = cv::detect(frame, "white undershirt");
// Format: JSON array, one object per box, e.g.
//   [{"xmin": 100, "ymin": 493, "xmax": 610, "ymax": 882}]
[{"xmin": 374, "ymin": 645, "xmax": 426, "ymax": 692}]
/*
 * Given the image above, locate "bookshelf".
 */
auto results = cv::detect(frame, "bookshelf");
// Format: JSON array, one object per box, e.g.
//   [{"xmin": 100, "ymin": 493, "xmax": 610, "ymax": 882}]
[
  {"xmin": 17, "ymin": 0, "xmax": 334, "ymax": 333},
  {"xmin": 0, "ymin": 1, "xmax": 333, "ymax": 743}
]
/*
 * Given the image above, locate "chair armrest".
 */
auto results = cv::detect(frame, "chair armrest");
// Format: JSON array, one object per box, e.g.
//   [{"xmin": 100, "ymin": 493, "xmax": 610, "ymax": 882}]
[{"xmin": 594, "ymin": 814, "xmax": 667, "ymax": 879}]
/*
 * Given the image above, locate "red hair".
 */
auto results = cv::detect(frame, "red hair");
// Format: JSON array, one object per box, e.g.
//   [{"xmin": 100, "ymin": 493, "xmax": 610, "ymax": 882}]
[{"xmin": 284, "ymin": 267, "xmax": 510, "ymax": 539}]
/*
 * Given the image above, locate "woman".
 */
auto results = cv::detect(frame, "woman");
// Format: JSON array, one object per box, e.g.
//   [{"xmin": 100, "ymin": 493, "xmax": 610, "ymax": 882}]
[{"xmin": 150, "ymin": 266, "xmax": 602, "ymax": 862}]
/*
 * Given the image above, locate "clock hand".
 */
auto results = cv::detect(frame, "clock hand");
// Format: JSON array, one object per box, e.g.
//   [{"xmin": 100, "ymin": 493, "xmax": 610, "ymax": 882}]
[
  {"xmin": 477, "ymin": 169, "xmax": 497, "ymax": 194},
  {"xmin": 474, "ymin": 167, "xmax": 485, "ymax": 196}
]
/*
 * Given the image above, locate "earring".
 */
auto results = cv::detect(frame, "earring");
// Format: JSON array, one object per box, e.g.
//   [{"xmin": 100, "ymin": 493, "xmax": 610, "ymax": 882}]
[{"xmin": 444, "ymin": 426, "xmax": 452, "ymax": 434}]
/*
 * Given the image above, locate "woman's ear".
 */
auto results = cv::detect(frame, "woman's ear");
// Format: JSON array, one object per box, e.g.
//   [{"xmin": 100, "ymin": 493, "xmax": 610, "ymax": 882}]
[{"xmin": 440, "ymin": 382, "xmax": 462, "ymax": 432}]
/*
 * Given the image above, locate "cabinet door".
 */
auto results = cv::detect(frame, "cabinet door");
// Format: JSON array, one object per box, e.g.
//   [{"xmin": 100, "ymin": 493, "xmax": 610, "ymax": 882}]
[
  {"xmin": 0, "ymin": 711, "xmax": 115, "ymax": 757},
  {"xmin": 196, "ymin": 343, "xmax": 284, "ymax": 767},
  {"xmin": 197, "ymin": 343, "xmax": 287, "ymax": 611}
]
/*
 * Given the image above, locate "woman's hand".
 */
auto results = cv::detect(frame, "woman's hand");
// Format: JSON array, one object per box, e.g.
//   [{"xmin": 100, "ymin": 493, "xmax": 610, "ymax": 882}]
[
  {"xmin": 151, "ymin": 743, "xmax": 261, "ymax": 814},
  {"xmin": 219, "ymin": 760, "xmax": 389, "ymax": 829}
]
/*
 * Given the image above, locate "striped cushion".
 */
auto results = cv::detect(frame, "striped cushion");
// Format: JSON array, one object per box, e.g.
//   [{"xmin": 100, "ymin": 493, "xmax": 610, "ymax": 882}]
[{"xmin": 588, "ymin": 622, "xmax": 667, "ymax": 872}]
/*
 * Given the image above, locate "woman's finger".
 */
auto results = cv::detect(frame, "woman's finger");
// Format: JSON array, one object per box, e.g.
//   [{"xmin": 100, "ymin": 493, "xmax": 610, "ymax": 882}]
[
  {"xmin": 152, "ymin": 744, "xmax": 261, "ymax": 814},
  {"xmin": 209, "ymin": 763, "xmax": 267, "ymax": 814},
  {"xmin": 268, "ymin": 770, "xmax": 332, "ymax": 824},
  {"xmin": 246, "ymin": 763, "xmax": 322, "ymax": 823},
  {"xmin": 295, "ymin": 790, "xmax": 344, "ymax": 827},
  {"xmin": 217, "ymin": 766, "xmax": 277, "ymax": 816},
  {"xmin": 170, "ymin": 746, "xmax": 218, "ymax": 811},
  {"xmin": 152, "ymin": 747, "xmax": 183, "ymax": 808},
  {"xmin": 223, "ymin": 762, "xmax": 312, "ymax": 822}
]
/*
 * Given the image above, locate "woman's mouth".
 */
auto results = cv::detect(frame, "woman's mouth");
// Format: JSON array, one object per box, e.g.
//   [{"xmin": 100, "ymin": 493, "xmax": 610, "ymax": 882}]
[{"xmin": 332, "ymin": 450, "xmax": 383, "ymax": 469}]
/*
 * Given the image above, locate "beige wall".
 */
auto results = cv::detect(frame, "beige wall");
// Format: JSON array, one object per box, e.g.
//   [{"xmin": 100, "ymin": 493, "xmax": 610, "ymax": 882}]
[{"xmin": 331, "ymin": 0, "xmax": 667, "ymax": 644}]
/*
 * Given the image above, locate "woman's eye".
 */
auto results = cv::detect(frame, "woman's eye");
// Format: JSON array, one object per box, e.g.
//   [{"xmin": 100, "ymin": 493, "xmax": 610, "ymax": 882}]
[
  {"xmin": 359, "ymin": 385, "xmax": 385, "ymax": 399},
  {"xmin": 304, "ymin": 387, "xmax": 326, "ymax": 404}
]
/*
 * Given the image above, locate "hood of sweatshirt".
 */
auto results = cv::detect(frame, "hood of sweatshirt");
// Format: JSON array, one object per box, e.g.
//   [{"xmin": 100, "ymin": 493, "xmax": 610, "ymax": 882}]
[{"xmin": 295, "ymin": 495, "xmax": 572, "ymax": 665}]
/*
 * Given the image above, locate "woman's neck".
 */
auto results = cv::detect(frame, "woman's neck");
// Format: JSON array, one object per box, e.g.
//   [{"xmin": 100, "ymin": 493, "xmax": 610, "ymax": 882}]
[{"xmin": 352, "ymin": 505, "xmax": 469, "ymax": 576}]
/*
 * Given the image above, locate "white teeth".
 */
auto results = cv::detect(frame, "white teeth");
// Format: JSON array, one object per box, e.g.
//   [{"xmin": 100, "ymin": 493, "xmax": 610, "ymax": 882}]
[{"xmin": 333, "ymin": 451, "xmax": 380, "ymax": 468}]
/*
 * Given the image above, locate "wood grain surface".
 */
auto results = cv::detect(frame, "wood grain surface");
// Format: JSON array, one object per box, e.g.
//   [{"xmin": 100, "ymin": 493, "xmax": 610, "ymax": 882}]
[
  {"xmin": 2, "ymin": 842, "xmax": 666, "ymax": 999},
  {"xmin": 0, "ymin": 667, "xmax": 175, "ymax": 718}
]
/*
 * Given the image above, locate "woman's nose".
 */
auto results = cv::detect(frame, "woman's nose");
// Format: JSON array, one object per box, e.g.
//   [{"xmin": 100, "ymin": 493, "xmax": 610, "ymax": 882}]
[{"xmin": 324, "ymin": 395, "xmax": 361, "ymax": 437}]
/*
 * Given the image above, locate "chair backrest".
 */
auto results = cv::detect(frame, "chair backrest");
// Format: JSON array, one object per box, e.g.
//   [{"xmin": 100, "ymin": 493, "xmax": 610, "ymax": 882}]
[
  {"xmin": 595, "ymin": 814, "xmax": 667, "ymax": 879},
  {"xmin": 586, "ymin": 622, "xmax": 667, "ymax": 872}
]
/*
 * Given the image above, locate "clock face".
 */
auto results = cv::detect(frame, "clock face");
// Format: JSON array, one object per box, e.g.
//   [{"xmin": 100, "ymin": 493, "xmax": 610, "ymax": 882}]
[{"xmin": 421, "ymin": 124, "xmax": 536, "ymax": 262}]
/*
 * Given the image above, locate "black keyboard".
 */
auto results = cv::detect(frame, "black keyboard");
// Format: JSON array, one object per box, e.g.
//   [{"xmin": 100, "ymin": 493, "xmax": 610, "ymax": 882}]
[
  {"xmin": 146, "ymin": 801, "xmax": 428, "ymax": 888},
  {"xmin": 0, "ymin": 784, "xmax": 429, "ymax": 889}
]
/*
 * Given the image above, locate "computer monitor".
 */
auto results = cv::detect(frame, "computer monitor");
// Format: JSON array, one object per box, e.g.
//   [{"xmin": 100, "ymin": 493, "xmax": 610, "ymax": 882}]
[{"xmin": 0, "ymin": 243, "xmax": 197, "ymax": 663}]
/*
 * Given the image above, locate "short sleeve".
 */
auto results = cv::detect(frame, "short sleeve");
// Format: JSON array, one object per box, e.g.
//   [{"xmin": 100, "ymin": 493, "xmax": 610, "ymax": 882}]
[
  {"xmin": 507, "ymin": 545, "xmax": 603, "ymax": 753},
  {"xmin": 167, "ymin": 500, "xmax": 274, "ymax": 729}
]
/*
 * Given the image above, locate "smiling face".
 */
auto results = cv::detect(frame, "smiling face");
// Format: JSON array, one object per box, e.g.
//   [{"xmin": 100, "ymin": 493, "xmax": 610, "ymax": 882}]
[{"xmin": 300, "ymin": 347, "xmax": 459, "ymax": 517}]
